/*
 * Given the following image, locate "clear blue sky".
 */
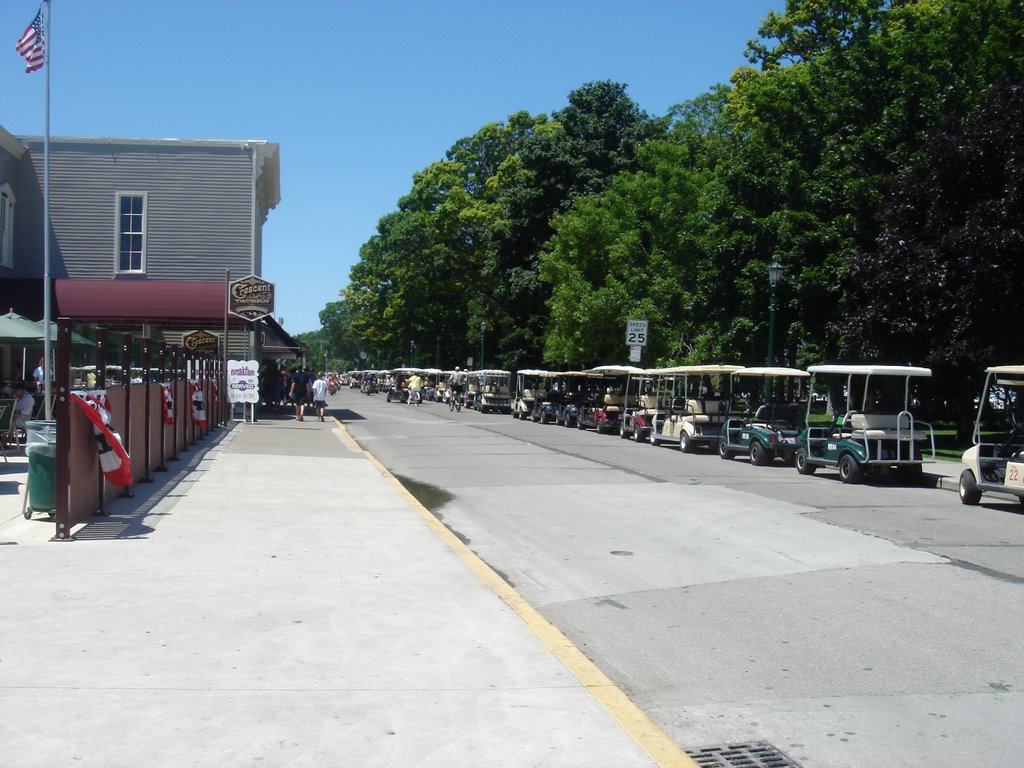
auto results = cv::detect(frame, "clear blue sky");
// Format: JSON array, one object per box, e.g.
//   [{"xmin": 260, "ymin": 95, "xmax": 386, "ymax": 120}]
[{"xmin": 2, "ymin": 0, "xmax": 781, "ymax": 335}]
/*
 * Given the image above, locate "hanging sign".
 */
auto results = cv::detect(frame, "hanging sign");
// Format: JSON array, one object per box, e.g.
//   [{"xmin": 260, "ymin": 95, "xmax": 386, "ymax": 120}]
[
  {"xmin": 228, "ymin": 275, "xmax": 275, "ymax": 321},
  {"xmin": 227, "ymin": 359, "xmax": 260, "ymax": 403},
  {"xmin": 183, "ymin": 330, "xmax": 219, "ymax": 359}
]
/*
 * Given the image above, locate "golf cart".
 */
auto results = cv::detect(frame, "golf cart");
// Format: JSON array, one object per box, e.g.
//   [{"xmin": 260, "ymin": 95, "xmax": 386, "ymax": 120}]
[
  {"xmin": 385, "ymin": 367, "xmax": 422, "ymax": 403},
  {"xmin": 719, "ymin": 367, "xmax": 810, "ymax": 465},
  {"xmin": 577, "ymin": 365, "xmax": 643, "ymax": 434},
  {"xmin": 556, "ymin": 371, "xmax": 592, "ymax": 427},
  {"xmin": 530, "ymin": 372, "xmax": 564, "ymax": 424},
  {"xmin": 473, "ymin": 369, "xmax": 512, "ymax": 413},
  {"xmin": 959, "ymin": 365, "xmax": 1024, "ymax": 506},
  {"xmin": 433, "ymin": 370, "xmax": 450, "ymax": 402},
  {"xmin": 794, "ymin": 364, "xmax": 935, "ymax": 483},
  {"xmin": 618, "ymin": 368, "xmax": 659, "ymax": 442},
  {"xmin": 648, "ymin": 365, "xmax": 743, "ymax": 452},
  {"xmin": 512, "ymin": 369, "xmax": 546, "ymax": 419}
]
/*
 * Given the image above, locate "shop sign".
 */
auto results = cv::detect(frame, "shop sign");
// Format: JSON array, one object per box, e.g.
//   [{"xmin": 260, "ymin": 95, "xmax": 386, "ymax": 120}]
[
  {"xmin": 183, "ymin": 330, "xmax": 219, "ymax": 358},
  {"xmin": 229, "ymin": 275, "xmax": 275, "ymax": 321}
]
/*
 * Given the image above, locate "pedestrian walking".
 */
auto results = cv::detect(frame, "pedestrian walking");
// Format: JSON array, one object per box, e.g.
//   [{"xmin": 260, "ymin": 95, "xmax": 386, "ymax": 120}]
[
  {"xmin": 290, "ymin": 367, "xmax": 311, "ymax": 421},
  {"xmin": 312, "ymin": 371, "xmax": 328, "ymax": 422}
]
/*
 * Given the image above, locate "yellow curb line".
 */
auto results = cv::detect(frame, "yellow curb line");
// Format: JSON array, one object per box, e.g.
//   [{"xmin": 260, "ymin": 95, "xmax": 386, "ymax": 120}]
[{"xmin": 332, "ymin": 417, "xmax": 698, "ymax": 768}]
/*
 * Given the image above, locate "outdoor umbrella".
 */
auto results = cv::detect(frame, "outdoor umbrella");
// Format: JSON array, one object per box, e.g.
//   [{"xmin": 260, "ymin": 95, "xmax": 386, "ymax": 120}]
[
  {"xmin": 36, "ymin": 319, "xmax": 96, "ymax": 348},
  {"xmin": 0, "ymin": 310, "xmax": 45, "ymax": 344}
]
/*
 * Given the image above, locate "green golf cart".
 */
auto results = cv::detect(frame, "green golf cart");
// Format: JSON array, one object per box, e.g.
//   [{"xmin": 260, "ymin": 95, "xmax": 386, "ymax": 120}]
[
  {"xmin": 719, "ymin": 367, "xmax": 810, "ymax": 465},
  {"xmin": 794, "ymin": 364, "xmax": 935, "ymax": 483}
]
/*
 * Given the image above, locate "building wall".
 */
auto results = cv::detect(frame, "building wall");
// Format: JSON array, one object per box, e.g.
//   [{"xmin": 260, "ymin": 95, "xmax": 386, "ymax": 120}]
[{"xmin": 15, "ymin": 139, "xmax": 257, "ymax": 281}]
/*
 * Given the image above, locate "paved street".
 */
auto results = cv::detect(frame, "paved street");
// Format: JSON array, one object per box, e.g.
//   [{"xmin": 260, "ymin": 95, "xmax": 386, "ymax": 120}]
[{"xmin": 338, "ymin": 387, "xmax": 1024, "ymax": 768}]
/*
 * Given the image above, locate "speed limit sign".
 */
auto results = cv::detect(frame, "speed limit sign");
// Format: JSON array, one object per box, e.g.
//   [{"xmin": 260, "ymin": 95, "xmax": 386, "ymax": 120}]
[{"xmin": 626, "ymin": 319, "xmax": 648, "ymax": 347}]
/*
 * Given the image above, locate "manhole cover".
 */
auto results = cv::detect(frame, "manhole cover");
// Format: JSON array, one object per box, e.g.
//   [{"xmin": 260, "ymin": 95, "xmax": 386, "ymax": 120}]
[{"xmin": 687, "ymin": 742, "xmax": 803, "ymax": 768}]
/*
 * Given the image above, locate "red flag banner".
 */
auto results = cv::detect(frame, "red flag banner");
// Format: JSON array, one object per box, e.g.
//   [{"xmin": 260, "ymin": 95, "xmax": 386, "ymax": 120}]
[
  {"xmin": 190, "ymin": 381, "xmax": 208, "ymax": 428},
  {"xmin": 15, "ymin": 5, "xmax": 45, "ymax": 73},
  {"xmin": 71, "ymin": 391, "xmax": 133, "ymax": 487},
  {"xmin": 161, "ymin": 383, "xmax": 174, "ymax": 425}
]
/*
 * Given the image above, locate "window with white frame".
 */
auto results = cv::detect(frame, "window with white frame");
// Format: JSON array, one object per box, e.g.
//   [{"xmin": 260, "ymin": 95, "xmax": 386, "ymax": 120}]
[
  {"xmin": 115, "ymin": 192, "xmax": 147, "ymax": 273},
  {"xmin": 0, "ymin": 184, "xmax": 14, "ymax": 269}
]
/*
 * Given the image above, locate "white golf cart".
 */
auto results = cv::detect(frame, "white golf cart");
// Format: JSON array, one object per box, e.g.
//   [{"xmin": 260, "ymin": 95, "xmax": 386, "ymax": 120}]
[
  {"xmin": 648, "ymin": 365, "xmax": 743, "ymax": 452},
  {"xmin": 512, "ymin": 369, "xmax": 548, "ymax": 419},
  {"xmin": 794, "ymin": 364, "xmax": 935, "ymax": 483},
  {"xmin": 959, "ymin": 365, "xmax": 1024, "ymax": 506},
  {"xmin": 473, "ymin": 369, "xmax": 512, "ymax": 413}
]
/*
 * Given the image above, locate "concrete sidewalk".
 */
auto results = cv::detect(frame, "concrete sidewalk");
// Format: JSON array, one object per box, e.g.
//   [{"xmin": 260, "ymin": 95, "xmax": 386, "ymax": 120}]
[{"xmin": 0, "ymin": 412, "xmax": 679, "ymax": 768}]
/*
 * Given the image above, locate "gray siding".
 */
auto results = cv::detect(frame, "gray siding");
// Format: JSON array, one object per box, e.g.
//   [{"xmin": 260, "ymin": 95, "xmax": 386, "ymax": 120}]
[
  {"xmin": 17, "ymin": 140, "xmax": 256, "ymax": 281},
  {"xmin": 0, "ymin": 138, "xmax": 25, "ymax": 276}
]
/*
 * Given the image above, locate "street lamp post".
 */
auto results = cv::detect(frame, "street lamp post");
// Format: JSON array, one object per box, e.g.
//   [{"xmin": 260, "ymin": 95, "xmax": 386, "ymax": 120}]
[
  {"xmin": 766, "ymin": 258, "xmax": 784, "ymax": 400},
  {"xmin": 480, "ymin": 321, "xmax": 486, "ymax": 371},
  {"xmin": 435, "ymin": 335, "xmax": 441, "ymax": 369}
]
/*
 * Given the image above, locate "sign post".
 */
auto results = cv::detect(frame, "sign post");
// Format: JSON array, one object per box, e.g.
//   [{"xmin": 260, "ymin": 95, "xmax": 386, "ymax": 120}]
[
  {"xmin": 227, "ymin": 359, "xmax": 260, "ymax": 423},
  {"xmin": 626, "ymin": 319, "xmax": 648, "ymax": 363},
  {"xmin": 625, "ymin": 319, "xmax": 648, "ymax": 347}
]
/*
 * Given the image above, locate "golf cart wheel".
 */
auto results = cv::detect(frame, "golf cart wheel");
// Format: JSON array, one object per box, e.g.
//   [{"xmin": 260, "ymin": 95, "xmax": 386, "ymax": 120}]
[
  {"xmin": 718, "ymin": 438, "xmax": 734, "ymax": 461},
  {"xmin": 795, "ymin": 448, "xmax": 816, "ymax": 475},
  {"xmin": 633, "ymin": 425, "xmax": 644, "ymax": 442},
  {"xmin": 838, "ymin": 453, "xmax": 863, "ymax": 484},
  {"xmin": 386, "ymin": 392, "xmax": 392, "ymax": 402},
  {"xmin": 958, "ymin": 469, "xmax": 982, "ymax": 505},
  {"xmin": 619, "ymin": 421, "xmax": 629, "ymax": 439},
  {"xmin": 679, "ymin": 432, "xmax": 694, "ymax": 454},
  {"xmin": 749, "ymin": 441, "xmax": 770, "ymax": 467}
]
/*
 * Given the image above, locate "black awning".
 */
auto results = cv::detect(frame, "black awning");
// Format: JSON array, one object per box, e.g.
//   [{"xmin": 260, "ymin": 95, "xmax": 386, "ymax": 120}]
[{"xmin": 260, "ymin": 315, "xmax": 305, "ymax": 358}]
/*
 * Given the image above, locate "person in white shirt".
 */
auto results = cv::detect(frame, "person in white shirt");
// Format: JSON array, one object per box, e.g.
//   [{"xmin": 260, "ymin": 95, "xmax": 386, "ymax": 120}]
[
  {"xmin": 12, "ymin": 381, "xmax": 35, "ymax": 433},
  {"xmin": 311, "ymin": 371, "xmax": 328, "ymax": 422}
]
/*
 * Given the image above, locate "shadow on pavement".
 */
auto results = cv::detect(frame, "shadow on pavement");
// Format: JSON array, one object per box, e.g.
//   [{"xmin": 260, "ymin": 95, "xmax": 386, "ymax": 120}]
[{"xmin": 69, "ymin": 427, "xmax": 233, "ymax": 541}]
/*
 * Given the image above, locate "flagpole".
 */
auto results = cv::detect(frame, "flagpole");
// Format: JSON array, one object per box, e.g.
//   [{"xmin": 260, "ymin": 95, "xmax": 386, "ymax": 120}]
[{"xmin": 42, "ymin": 0, "xmax": 52, "ymax": 419}]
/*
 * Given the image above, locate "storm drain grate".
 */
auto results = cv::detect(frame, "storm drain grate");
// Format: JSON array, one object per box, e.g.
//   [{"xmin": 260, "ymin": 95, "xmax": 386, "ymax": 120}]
[{"xmin": 687, "ymin": 742, "xmax": 803, "ymax": 768}]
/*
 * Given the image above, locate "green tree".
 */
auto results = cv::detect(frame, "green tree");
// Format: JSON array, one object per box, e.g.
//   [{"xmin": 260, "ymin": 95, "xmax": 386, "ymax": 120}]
[
  {"xmin": 540, "ymin": 92, "xmax": 729, "ymax": 366},
  {"xmin": 838, "ymin": 81, "xmax": 1024, "ymax": 435},
  {"xmin": 493, "ymin": 81, "xmax": 666, "ymax": 368}
]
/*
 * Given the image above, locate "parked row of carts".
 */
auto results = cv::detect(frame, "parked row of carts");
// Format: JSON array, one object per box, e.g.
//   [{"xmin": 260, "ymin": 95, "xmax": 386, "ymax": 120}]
[{"xmin": 346, "ymin": 363, "xmax": 1024, "ymax": 506}]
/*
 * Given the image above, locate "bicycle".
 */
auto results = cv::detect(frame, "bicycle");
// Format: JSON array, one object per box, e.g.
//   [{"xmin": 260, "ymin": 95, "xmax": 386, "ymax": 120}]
[{"xmin": 449, "ymin": 386, "xmax": 463, "ymax": 412}]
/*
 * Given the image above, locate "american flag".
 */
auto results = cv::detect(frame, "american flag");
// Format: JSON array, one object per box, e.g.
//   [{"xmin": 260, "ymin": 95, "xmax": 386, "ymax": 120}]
[{"xmin": 15, "ymin": 6, "xmax": 45, "ymax": 73}]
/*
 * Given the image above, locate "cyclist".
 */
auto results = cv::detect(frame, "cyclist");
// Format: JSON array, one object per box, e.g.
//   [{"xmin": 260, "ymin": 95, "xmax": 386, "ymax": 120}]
[
  {"xmin": 448, "ymin": 367, "xmax": 465, "ymax": 412},
  {"xmin": 407, "ymin": 371, "xmax": 424, "ymax": 406}
]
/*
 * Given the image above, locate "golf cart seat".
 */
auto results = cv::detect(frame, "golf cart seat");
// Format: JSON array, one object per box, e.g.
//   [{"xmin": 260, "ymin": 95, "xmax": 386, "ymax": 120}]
[
  {"xmin": 641, "ymin": 394, "xmax": 658, "ymax": 409},
  {"xmin": 686, "ymin": 399, "xmax": 711, "ymax": 424},
  {"xmin": 522, "ymin": 389, "xmax": 535, "ymax": 400},
  {"xmin": 849, "ymin": 412, "xmax": 909, "ymax": 438},
  {"xmin": 603, "ymin": 393, "xmax": 624, "ymax": 407}
]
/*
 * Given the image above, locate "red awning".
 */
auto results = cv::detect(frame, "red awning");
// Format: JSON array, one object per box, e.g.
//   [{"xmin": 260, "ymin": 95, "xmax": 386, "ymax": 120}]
[{"xmin": 54, "ymin": 279, "xmax": 244, "ymax": 324}]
